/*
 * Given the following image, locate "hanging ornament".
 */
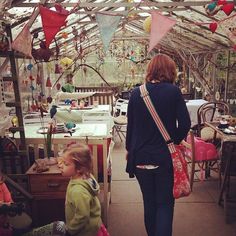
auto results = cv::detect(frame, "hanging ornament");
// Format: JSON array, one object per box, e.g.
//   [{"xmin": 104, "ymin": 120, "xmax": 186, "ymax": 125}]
[
  {"xmin": 60, "ymin": 57, "xmax": 73, "ymax": 68},
  {"xmin": 55, "ymin": 63, "xmax": 61, "ymax": 74},
  {"xmin": 29, "ymin": 75, "xmax": 34, "ymax": 81},
  {"xmin": 60, "ymin": 31, "xmax": 68, "ymax": 39},
  {"xmin": 56, "ymin": 83, "xmax": 61, "ymax": 90},
  {"xmin": 215, "ymin": 91, "xmax": 220, "ymax": 101},
  {"xmin": 205, "ymin": 1, "xmax": 222, "ymax": 16},
  {"xmin": 46, "ymin": 76, "xmax": 52, "ymax": 87},
  {"xmin": 143, "ymin": 16, "xmax": 151, "ymax": 33},
  {"xmin": 27, "ymin": 64, "xmax": 33, "ymax": 71},
  {"xmin": 222, "ymin": 3, "xmax": 235, "ymax": 16},
  {"xmin": 11, "ymin": 116, "xmax": 18, "ymax": 127},
  {"xmin": 209, "ymin": 22, "xmax": 218, "ymax": 33},
  {"xmin": 36, "ymin": 74, "xmax": 42, "ymax": 85},
  {"xmin": 47, "ymin": 96, "xmax": 53, "ymax": 104}
]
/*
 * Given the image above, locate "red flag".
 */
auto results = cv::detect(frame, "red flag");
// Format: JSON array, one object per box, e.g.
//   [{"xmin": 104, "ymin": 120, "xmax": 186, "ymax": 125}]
[
  {"xmin": 148, "ymin": 12, "xmax": 176, "ymax": 53},
  {"xmin": 39, "ymin": 5, "xmax": 68, "ymax": 48}
]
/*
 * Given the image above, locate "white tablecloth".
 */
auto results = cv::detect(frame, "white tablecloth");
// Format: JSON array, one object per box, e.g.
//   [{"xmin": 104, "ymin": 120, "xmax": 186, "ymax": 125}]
[
  {"xmin": 15, "ymin": 123, "xmax": 109, "ymax": 139},
  {"xmin": 186, "ymin": 99, "xmax": 208, "ymax": 126},
  {"xmin": 56, "ymin": 105, "xmax": 111, "ymax": 123}
]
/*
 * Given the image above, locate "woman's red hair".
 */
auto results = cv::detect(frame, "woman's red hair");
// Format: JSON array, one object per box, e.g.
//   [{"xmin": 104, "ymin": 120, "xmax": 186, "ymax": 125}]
[{"xmin": 145, "ymin": 54, "xmax": 177, "ymax": 83}]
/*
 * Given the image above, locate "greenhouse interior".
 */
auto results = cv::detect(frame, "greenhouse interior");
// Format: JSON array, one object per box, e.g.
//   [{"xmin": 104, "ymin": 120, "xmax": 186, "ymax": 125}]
[{"xmin": 0, "ymin": 0, "xmax": 236, "ymax": 235}]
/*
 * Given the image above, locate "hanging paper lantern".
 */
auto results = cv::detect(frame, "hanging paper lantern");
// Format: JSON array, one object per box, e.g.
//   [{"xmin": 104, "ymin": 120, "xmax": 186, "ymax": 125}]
[
  {"xmin": 60, "ymin": 57, "xmax": 73, "ymax": 68},
  {"xmin": 143, "ymin": 16, "xmax": 151, "ymax": 33}
]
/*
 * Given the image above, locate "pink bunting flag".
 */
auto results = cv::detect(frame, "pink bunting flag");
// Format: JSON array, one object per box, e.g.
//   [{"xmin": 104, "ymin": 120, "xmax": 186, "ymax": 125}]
[
  {"xmin": 12, "ymin": 24, "xmax": 32, "ymax": 58},
  {"xmin": 148, "ymin": 12, "xmax": 176, "ymax": 53}
]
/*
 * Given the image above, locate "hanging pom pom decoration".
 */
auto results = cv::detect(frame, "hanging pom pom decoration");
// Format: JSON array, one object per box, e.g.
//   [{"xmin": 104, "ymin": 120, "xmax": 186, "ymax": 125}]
[
  {"xmin": 143, "ymin": 16, "xmax": 151, "ymax": 33},
  {"xmin": 209, "ymin": 22, "xmax": 218, "ymax": 33},
  {"xmin": 205, "ymin": 1, "xmax": 222, "ymax": 16},
  {"xmin": 46, "ymin": 76, "xmax": 52, "ymax": 87}
]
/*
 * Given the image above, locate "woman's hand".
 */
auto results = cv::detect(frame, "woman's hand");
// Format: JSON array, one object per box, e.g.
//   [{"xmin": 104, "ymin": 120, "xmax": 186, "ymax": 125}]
[{"xmin": 126, "ymin": 151, "xmax": 129, "ymax": 161}]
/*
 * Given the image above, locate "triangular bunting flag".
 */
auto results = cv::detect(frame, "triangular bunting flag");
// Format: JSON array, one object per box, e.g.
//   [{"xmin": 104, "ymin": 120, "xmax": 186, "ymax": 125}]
[
  {"xmin": 148, "ymin": 12, "xmax": 176, "ymax": 53},
  {"xmin": 96, "ymin": 12, "xmax": 126, "ymax": 53},
  {"xmin": 39, "ymin": 5, "xmax": 68, "ymax": 48},
  {"xmin": 12, "ymin": 23, "xmax": 32, "ymax": 58}
]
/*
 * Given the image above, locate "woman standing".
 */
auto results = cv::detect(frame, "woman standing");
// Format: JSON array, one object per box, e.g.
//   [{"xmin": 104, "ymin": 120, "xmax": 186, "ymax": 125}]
[{"xmin": 126, "ymin": 54, "xmax": 191, "ymax": 236}]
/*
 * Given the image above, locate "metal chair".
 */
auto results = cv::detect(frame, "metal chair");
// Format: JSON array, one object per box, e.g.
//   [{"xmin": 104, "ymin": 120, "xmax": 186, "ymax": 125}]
[{"xmin": 113, "ymin": 101, "xmax": 128, "ymax": 142}]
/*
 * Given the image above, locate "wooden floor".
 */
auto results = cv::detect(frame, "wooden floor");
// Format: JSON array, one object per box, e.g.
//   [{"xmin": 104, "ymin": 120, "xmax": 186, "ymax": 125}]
[{"xmin": 108, "ymin": 139, "xmax": 236, "ymax": 236}]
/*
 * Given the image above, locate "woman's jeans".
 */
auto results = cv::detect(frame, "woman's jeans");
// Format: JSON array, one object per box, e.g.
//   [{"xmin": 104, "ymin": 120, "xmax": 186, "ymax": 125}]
[{"xmin": 135, "ymin": 166, "xmax": 174, "ymax": 236}]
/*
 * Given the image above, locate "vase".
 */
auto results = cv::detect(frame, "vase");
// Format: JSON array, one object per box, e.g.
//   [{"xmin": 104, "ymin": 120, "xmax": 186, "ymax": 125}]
[{"xmin": 46, "ymin": 157, "xmax": 58, "ymax": 166}]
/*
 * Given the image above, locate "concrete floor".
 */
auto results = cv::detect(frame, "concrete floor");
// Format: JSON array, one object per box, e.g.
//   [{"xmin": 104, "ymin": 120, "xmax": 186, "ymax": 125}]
[{"xmin": 107, "ymin": 141, "xmax": 236, "ymax": 236}]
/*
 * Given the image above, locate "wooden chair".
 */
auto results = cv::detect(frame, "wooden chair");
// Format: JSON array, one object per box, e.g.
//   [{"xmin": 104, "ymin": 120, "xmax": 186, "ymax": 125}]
[
  {"xmin": 181, "ymin": 130, "xmax": 219, "ymax": 191},
  {"xmin": 0, "ymin": 136, "xmax": 33, "ymax": 226},
  {"xmin": 113, "ymin": 101, "xmax": 128, "ymax": 142}
]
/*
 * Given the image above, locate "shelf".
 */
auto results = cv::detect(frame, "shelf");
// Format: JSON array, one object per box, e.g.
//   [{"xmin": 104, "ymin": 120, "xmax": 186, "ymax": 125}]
[{"xmin": 0, "ymin": 50, "xmax": 31, "ymax": 59}]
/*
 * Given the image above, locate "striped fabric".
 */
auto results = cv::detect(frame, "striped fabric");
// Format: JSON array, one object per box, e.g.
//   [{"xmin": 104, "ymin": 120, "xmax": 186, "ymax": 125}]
[{"xmin": 140, "ymin": 84, "xmax": 176, "ymax": 154}]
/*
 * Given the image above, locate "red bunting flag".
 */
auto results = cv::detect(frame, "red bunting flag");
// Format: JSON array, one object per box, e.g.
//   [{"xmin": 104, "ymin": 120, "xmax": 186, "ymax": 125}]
[
  {"xmin": 148, "ymin": 12, "xmax": 176, "ymax": 53},
  {"xmin": 39, "ymin": 5, "xmax": 68, "ymax": 48}
]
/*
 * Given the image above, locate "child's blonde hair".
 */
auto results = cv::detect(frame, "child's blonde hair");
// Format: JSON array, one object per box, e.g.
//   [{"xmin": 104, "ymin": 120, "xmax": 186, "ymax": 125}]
[{"xmin": 63, "ymin": 143, "xmax": 93, "ymax": 177}]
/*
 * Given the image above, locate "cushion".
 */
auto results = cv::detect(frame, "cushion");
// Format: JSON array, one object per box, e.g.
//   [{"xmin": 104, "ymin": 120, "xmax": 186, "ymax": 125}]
[
  {"xmin": 113, "ymin": 115, "xmax": 127, "ymax": 125},
  {"xmin": 200, "ymin": 127, "xmax": 221, "ymax": 141}
]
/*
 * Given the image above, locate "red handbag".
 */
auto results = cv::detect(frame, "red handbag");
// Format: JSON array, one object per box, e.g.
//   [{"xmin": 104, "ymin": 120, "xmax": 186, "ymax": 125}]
[{"xmin": 140, "ymin": 84, "xmax": 191, "ymax": 199}]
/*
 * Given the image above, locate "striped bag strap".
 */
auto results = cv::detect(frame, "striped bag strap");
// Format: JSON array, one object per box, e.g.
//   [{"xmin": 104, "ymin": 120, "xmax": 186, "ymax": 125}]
[{"xmin": 140, "ymin": 84, "xmax": 176, "ymax": 154}]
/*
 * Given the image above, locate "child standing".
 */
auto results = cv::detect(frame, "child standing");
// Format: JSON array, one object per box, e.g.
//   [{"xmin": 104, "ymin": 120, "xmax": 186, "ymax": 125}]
[{"xmin": 60, "ymin": 143, "xmax": 107, "ymax": 236}]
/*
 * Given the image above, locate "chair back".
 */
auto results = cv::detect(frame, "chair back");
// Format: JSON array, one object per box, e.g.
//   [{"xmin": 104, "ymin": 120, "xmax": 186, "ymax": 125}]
[
  {"xmin": 114, "ymin": 98, "xmax": 128, "ymax": 116},
  {"xmin": 88, "ymin": 92, "xmax": 114, "ymax": 114},
  {"xmin": 196, "ymin": 101, "xmax": 229, "ymax": 136},
  {"xmin": 74, "ymin": 86, "xmax": 117, "ymax": 93}
]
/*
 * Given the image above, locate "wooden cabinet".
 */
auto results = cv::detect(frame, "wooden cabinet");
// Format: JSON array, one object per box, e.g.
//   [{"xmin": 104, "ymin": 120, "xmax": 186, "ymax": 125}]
[{"xmin": 26, "ymin": 164, "xmax": 69, "ymax": 226}]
